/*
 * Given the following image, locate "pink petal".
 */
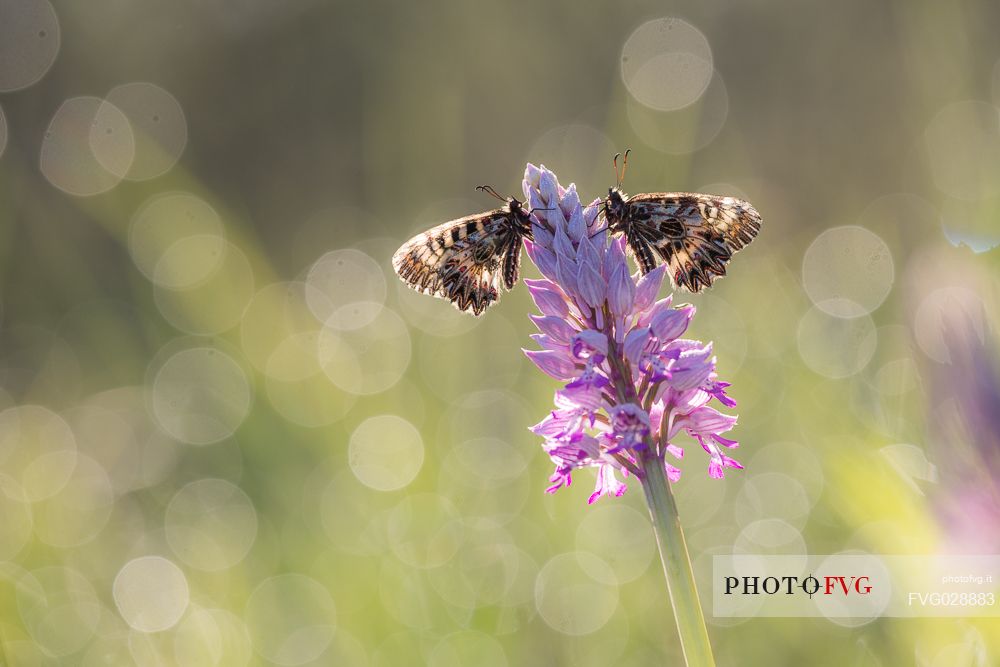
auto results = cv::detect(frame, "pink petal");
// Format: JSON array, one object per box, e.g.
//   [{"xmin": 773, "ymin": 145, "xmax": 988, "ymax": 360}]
[
  {"xmin": 634, "ymin": 265, "xmax": 666, "ymax": 311},
  {"xmin": 529, "ymin": 315, "xmax": 578, "ymax": 344},
  {"xmin": 524, "ymin": 349, "xmax": 577, "ymax": 380},
  {"xmin": 623, "ymin": 326, "xmax": 652, "ymax": 364},
  {"xmin": 526, "ymin": 280, "xmax": 569, "ymax": 318}
]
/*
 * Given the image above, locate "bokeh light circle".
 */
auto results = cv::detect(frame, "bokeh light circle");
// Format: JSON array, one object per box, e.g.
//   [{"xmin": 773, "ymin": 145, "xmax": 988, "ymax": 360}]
[
  {"xmin": 65, "ymin": 403, "xmax": 136, "ymax": 492},
  {"xmin": 802, "ymin": 226, "xmax": 894, "ymax": 318},
  {"xmin": 320, "ymin": 628, "xmax": 370, "ymax": 665},
  {"xmin": 575, "ymin": 504, "xmax": 656, "ymax": 584},
  {"xmin": 427, "ymin": 526, "xmax": 523, "ymax": 610},
  {"xmin": 127, "ymin": 630, "xmax": 176, "ymax": 665},
  {"xmin": 535, "ymin": 552, "xmax": 619, "ymax": 635},
  {"xmin": 317, "ymin": 307, "xmax": 411, "ymax": 396},
  {"xmin": 566, "ymin": 609, "xmax": 631, "ymax": 667},
  {"xmin": 626, "ymin": 73, "xmax": 729, "ymax": 154},
  {"xmin": 16, "ymin": 566, "xmax": 101, "ymax": 656},
  {"xmin": 734, "ymin": 519, "xmax": 807, "ymax": 558},
  {"xmin": 434, "ymin": 390, "xmax": 534, "ymax": 517},
  {"xmin": 32, "ymin": 453, "xmax": 113, "ymax": 548},
  {"xmin": 734, "ymin": 472, "xmax": 813, "ymax": 530},
  {"xmin": 320, "ymin": 468, "xmax": 397, "ymax": 556},
  {"xmin": 173, "ymin": 607, "xmax": 253, "ymax": 666},
  {"xmin": 672, "ymin": 470, "xmax": 727, "ymax": 528},
  {"xmin": 0, "ymin": 0, "xmax": 60, "ymax": 92},
  {"xmin": 441, "ymin": 390, "xmax": 531, "ymax": 449},
  {"xmin": 377, "ymin": 558, "xmax": 448, "ymax": 629},
  {"xmin": 874, "ymin": 356, "xmax": 921, "ymax": 397},
  {"xmin": 265, "ymin": 369, "xmax": 356, "ymax": 427},
  {"xmin": 166, "ymin": 478, "xmax": 258, "ymax": 571},
  {"xmin": 0, "ymin": 475, "xmax": 32, "ymax": 559},
  {"xmin": 153, "ymin": 241, "xmax": 256, "ymax": 335},
  {"xmin": 22, "ymin": 450, "xmax": 79, "ymax": 506},
  {"xmin": 442, "ymin": 436, "xmax": 529, "ymax": 489},
  {"xmin": 748, "ymin": 442, "xmax": 825, "ymax": 505},
  {"xmin": 395, "ymin": 278, "xmax": 482, "ymax": 337},
  {"xmin": 129, "ymin": 192, "xmax": 226, "ymax": 289},
  {"xmin": 437, "ymin": 462, "xmax": 532, "ymax": 526},
  {"xmin": 621, "ymin": 18, "xmax": 714, "ymax": 111},
  {"xmin": 151, "ymin": 345, "xmax": 253, "ymax": 445},
  {"xmin": 265, "ymin": 331, "xmax": 322, "ymax": 383},
  {"xmin": 244, "ymin": 574, "xmax": 336, "ymax": 666},
  {"xmin": 240, "ymin": 281, "xmax": 322, "ymax": 374},
  {"xmin": 89, "ymin": 102, "xmax": 141, "ymax": 179},
  {"xmin": 106, "ymin": 82, "xmax": 187, "ymax": 180},
  {"xmin": 41, "ymin": 97, "xmax": 134, "ymax": 196},
  {"xmin": 797, "ymin": 305, "xmax": 877, "ymax": 378},
  {"xmin": 80, "ymin": 632, "xmax": 135, "ymax": 667},
  {"xmin": 305, "ymin": 249, "xmax": 386, "ymax": 330},
  {"xmin": 69, "ymin": 386, "xmax": 181, "ymax": 494},
  {"xmin": 348, "ymin": 415, "xmax": 424, "ymax": 491},
  {"xmin": 258, "ymin": 323, "xmax": 358, "ymax": 427},
  {"xmin": 387, "ymin": 493, "xmax": 463, "ymax": 568},
  {"xmin": 0, "ymin": 404, "xmax": 77, "ymax": 501},
  {"xmin": 113, "ymin": 556, "xmax": 190, "ymax": 632}
]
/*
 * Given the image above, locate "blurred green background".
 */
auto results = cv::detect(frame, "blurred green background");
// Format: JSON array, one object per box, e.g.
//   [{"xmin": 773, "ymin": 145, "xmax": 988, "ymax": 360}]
[{"xmin": 1, "ymin": 0, "xmax": 999, "ymax": 664}]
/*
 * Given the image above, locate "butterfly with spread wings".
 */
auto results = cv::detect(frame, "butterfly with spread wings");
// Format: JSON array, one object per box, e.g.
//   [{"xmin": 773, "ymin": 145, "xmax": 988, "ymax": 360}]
[
  {"xmin": 602, "ymin": 150, "xmax": 762, "ymax": 292},
  {"xmin": 392, "ymin": 186, "xmax": 534, "ymax": 316}
]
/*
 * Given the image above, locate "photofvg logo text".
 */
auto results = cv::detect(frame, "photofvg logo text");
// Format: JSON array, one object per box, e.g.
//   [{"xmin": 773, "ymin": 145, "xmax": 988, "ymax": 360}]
[
  {"xmin": 723, "ymin": 573, "xmax": 872, "ymax": 598},
  {"xmin": 712, "ymin": 555, "xmax": 1000, "ymax": 619}
]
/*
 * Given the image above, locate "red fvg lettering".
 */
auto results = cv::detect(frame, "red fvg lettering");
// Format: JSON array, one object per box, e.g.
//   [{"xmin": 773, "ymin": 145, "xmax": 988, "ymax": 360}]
[{"xmin": 824, "ymin": 576, "xmax": 871, "ymax": 595}]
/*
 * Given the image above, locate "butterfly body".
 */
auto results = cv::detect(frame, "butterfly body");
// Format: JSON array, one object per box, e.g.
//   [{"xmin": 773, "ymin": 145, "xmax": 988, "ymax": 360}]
[
  {"xmin": 604, "ymin": 187, "xmax": 762, "ymax": 292},
  {"xmin": 392, "ymin": 197, "xmax": 533, "ymax": 316}
]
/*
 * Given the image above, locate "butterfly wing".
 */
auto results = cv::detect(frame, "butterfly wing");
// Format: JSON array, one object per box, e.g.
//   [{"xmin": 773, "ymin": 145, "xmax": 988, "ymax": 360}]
[
  {"xmin": 392, "ymin": 210, "xmax": 518, "ymax": 315},
  {"xmin": 624, "ymin": 193, "xmax": 762, "ymax": 292}
]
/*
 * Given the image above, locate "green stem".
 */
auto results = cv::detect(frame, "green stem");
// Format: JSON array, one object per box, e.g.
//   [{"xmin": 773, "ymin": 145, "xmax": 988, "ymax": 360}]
[{"xmin": 640, "ymin": 453, "xmax": 716, "ymax": 667}]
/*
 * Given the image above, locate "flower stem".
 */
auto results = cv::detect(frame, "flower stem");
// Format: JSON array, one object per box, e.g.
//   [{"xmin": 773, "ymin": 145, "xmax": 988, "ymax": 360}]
[{"xmin": 640, "ymin": 453, "xmax": 716, "ymax": 667}]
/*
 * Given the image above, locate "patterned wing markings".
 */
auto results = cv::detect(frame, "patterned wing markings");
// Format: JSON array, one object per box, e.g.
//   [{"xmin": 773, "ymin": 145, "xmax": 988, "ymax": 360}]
[
  {"xmin": 392, "ymin": 198, "xmax": 532, "ymax": 316},
  {"xmin": 605, "ymin": 189, "xmax": 762, "ymax": 292}
]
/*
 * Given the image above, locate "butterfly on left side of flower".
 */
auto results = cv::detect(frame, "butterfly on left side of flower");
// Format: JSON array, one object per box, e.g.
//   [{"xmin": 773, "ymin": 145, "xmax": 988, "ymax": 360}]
[{"xmin": 392, "ymin": 186, "xmax": 535, "ymax": 316}]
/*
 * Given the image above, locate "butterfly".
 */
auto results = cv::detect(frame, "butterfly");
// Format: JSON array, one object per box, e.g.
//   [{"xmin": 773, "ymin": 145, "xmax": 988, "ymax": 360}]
[
  {"xmin": 392, "ymin": 185, "xmax": 534, "ymax": 316},
  {"xmin": 602, "ymin": 150, "xmax": 762, "ymax": 292}
]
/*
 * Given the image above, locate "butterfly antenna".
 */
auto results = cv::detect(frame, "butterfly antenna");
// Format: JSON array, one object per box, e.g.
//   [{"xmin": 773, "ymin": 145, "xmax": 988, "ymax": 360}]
[
  {"xmin": 620, "ymin": 149, "xmax": 631, "ymax": 186},
  {"xmin": 613, "ymin": 152, "xmax": 622, "ymax": 188},
  {"xmin": 476, "ymin": 185, "xmax": 506, "ymax": 202}
]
